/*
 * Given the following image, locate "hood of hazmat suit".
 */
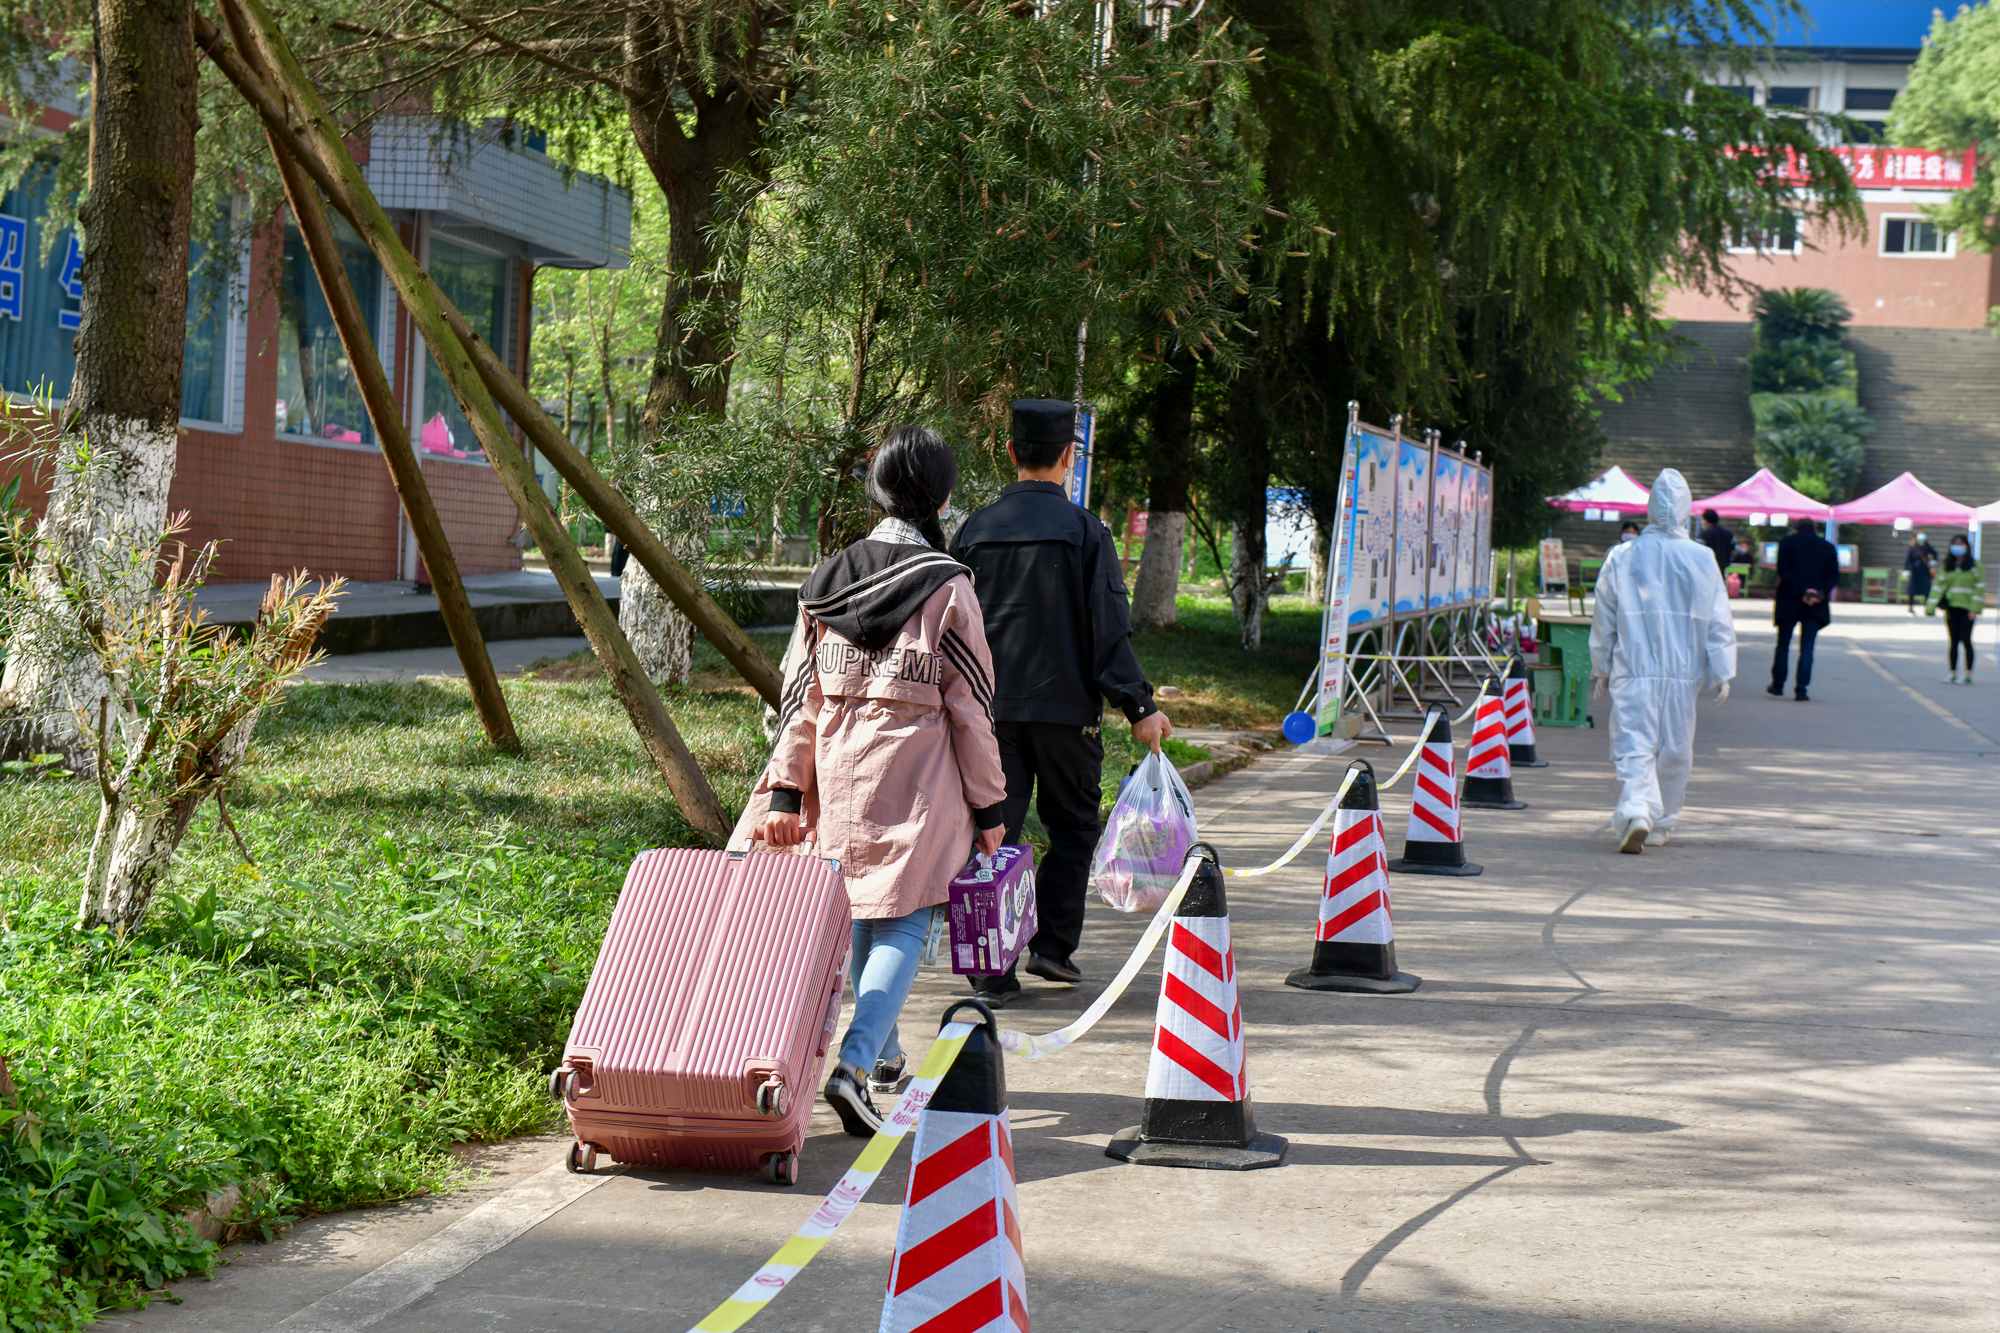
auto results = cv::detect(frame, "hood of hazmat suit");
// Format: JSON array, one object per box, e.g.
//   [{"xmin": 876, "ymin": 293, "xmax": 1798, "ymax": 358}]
[{"xmin": 1587, "ymin": 469, "xmax": 1738, "ymax": 832}]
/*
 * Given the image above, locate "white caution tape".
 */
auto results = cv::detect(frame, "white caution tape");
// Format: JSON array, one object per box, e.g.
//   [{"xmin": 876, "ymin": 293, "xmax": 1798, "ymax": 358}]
[
  {"xmin": 999, "ymin": 855, "xmax": 1205, "ymax": 1060},
  {"xmin": 685, "ymin": 1022, "xmax": 976, "ymax": 1333}
]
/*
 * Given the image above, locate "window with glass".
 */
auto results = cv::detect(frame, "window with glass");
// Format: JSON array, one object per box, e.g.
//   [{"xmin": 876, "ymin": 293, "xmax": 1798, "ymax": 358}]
[
  {"xmin": 1764, "ymin": 86, "xmax": 1815, "ymax": 109},
  {"xmin": 420, "ymin": 236, "xmax": 509, "ymax": 463},
  {"xmin": 1728, "ymin": 211, "xmax": 1800, "ymax": 254},
  {"xmin": 277, "ymin": 213, "xmax": 382, "ymax": 444},
  {"xmin": 0, "ymin": 169, "xmax": 81, "ymax": 400},
  {"xmin": 1883, "ymin": 217, "xmax": 1952, "ymax": 256},
  {"xmin": 181, "ymin": 214, "xmax": 234, "ymax": 424}
]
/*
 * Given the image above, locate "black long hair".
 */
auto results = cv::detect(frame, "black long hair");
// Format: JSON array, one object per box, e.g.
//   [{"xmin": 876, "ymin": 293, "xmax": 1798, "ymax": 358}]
[
  {"xmin": 1945, "ymin": 533, "xmax": 1977, "ymax": 572},
  {"xmin": 868, "ymin": 426, "xmax": 959, "ymax": 551}
]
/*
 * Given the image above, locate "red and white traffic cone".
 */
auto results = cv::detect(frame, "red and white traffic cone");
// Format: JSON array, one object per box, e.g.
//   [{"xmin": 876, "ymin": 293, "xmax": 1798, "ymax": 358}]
[
  {"xmin": 1462, "ymin": 683, "xmax": 1527, "ymax": 810},
  {"xmin": 1386, "ymin": 706, "xmax": 1483, "ymax": 877},
  {"xmin": 881, "ymin": 1000, "xmax": 1029, "ymax": 1333},
  {"xmin": 1288, "ymin": 760, "xmax": 1422, "ymax": 993},
  {"xmin": 1106, "ymin": 845, "xmax": 1286, "ymax": 1171},
  {"xmin": 1503, "ymin": 656, "xmax": 1547, "ymax": 768}
]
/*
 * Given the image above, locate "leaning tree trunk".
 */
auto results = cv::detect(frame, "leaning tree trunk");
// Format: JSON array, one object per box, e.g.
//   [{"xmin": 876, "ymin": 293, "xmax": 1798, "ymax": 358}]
[
  {"xmin": 1131, "ymin": 352, "xmax": 1197, "ymax": 629},
  {"xmin": 0, "ymin": 0, "xmax": 199, "ymax": 773}
]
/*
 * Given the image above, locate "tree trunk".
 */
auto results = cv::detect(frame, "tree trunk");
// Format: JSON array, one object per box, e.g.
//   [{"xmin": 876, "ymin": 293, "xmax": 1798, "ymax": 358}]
[
  {"xmin": 618, "ymin": 549, "xmax": 695, "ymax": 687},
  {"xmin": 1131, "ymin": 353, "xmax": 1196, "ymax": 629},
  {"xmin": 1307, "ymin": 515, "xmax": 1329, "ymax": 605},
  {"xmin": 1229, "ymin": 522, "xmax": 1269, "ymax": 650},
  {"xmin": 0, "ymin": 0, "xmax": 199, "ymax": 771}
]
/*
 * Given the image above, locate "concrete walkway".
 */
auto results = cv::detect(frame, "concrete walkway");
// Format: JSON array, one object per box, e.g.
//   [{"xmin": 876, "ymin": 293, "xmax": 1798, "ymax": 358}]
[{"xmin": 100, "ymin": 601, "xmax": 2000, "ymax": 1332}]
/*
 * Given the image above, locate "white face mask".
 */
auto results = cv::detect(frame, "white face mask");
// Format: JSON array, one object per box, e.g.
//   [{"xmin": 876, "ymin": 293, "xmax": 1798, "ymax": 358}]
[
  {"xmin": 1951, "ymin": 545, "xmax": 1969, "ymax": 557},
  {"xmin": 1620, "ymin": 532, "xmax": 1637, "ymax": 542}
]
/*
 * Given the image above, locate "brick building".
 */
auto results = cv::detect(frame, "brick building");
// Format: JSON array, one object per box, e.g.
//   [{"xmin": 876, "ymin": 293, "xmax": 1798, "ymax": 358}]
[
  {"xmin": 3, "ymin": 112, "xmax": 630, "ymax": 586},
  {"xmin": 1561, "ymin": 0, "xmax": 2000, "ymax": 580}
]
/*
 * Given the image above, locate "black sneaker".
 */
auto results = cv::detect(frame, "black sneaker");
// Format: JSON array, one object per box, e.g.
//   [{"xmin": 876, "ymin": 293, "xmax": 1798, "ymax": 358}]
[
  {"xmin": 972, "ymin": 976, "xmax": 1024, "ymax": 1008},
  {"xmin": 823, "ymin": 1063, "xmax": 882, "ymax": 1137},
  {"xmin": 1765, "ymin": 683, "xmax": 1783, "ymax": 697},
  {"xmin": 1795, "ymin": 690, "xmax": 1809, "ymax": 702},
  {"xmin": 868, "ymin": 1056, "xmax": 907, "ymax": 1098},
  {"xmin": 1024, "ymin": 952, "xmax": 1085, "ymax": 985}
]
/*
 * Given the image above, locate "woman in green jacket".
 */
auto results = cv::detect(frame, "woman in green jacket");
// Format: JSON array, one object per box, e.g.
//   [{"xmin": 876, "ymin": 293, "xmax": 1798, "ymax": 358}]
[{"xmin": 1926, "ymin": 534, "xmax": 1985, "ymax": 684}]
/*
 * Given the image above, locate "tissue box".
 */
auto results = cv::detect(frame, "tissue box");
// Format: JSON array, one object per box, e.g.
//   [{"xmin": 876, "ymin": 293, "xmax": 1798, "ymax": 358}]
[{"xmin": 946, "ymin": 845, "xmax": 1038, "ymax": 975}]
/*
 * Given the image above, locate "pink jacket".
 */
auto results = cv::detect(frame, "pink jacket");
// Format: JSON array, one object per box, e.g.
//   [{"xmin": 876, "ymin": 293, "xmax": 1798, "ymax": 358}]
[{"xmin": 753, "ymin": 573, "xmax": 1007, "ymax": 919}]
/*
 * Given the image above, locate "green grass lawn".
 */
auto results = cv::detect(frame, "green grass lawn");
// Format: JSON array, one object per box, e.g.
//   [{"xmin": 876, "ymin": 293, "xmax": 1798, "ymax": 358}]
[{"xmin": 0, "ymin": 589, "xmax": 1316, "ymax": 1330}]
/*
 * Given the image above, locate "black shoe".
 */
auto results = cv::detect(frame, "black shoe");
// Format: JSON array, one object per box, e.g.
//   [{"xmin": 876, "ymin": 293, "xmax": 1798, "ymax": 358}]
[
  {"xmin": 1024, "ymin": 952, "xmax": 1085, "ymax": 985},
  {"xmin": 1765, "ymin": 683, "xmax": 1783, "ymax": 697},
  {"xmin": 1795, "ymin": 690, "xmax": 1809, "ymax": 702},
  {"xmin": 823, "ymin": 1063, "xmax": 882, "ymax": 1137},
  {"xmin": 970, "ymin": 984, "xmax": 1017, "ymax": 1010},
  {"xmin": 868, "ymin": 1056, "xmax": 906, "ymax": 1097}
]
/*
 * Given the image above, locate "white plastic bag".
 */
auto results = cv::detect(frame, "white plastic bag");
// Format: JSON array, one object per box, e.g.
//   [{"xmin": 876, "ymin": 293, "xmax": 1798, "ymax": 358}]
[{"xmin": 1090, "ymin": 750, "xmax": 1198, "ymax": 913}]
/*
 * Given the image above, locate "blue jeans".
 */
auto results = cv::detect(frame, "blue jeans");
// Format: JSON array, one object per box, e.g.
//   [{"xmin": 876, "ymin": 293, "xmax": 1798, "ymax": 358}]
[
  {"xmin": 837, "ymin": 908, "xmax": 934, "ymax": 1073},
  {"xmin": 1772, "ymin": 616, "xmax": 1820, "ymax": 693}
]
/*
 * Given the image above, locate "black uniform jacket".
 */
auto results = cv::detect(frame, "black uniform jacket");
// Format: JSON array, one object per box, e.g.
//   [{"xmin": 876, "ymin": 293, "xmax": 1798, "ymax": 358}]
[
  {"xmin": 950, "ymin": 480, "xmax": 1158, "ymax": 727},
  {"xmin": 1774, "ymin": 531, "xmax": 1841, "ymax": 627}
]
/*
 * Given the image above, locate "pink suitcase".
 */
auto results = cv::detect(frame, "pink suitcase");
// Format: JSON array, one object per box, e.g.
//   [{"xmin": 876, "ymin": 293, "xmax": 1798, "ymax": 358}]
[{"xmin": 550, "ymin": 847, "xmax": 851, "ymax": 1186}]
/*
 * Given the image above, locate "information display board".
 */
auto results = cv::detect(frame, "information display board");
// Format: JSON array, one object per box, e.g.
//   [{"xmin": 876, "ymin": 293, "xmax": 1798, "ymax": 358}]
[
  {"xmin": 1394, "ymin": 439, "xmax": 1430, "ymax": 614},
  {"xmin": 1348, "ymin": 429, "xmax": 1397, "ymax": 628},
  {"xmin": 1431, "ymin": 451, "xmax": 1461, "ymax": 610}
]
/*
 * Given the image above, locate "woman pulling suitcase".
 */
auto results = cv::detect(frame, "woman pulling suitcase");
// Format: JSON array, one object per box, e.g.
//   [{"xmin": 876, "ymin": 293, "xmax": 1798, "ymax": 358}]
[{"xmin": 752, "ymin": 427, "xmax": 1008, "ymax": 1135}]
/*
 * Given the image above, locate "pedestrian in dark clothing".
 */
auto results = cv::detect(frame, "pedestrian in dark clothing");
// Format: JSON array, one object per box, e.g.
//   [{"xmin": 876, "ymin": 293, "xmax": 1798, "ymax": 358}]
[
  {"xmin": 1903, "ymin": 532, "xmax": 1937, "ymax": 613},
  {"xmin": 949, "ymin": 398, "xmax": 1173, "ymax": 1004},
  {"xmin": 1768, "ymin": 517, "xmax": 1840, "ymax": 701},
  {"xmin": 1698, "ymin": 509, "xmax": 1734, "ymax": 573}
]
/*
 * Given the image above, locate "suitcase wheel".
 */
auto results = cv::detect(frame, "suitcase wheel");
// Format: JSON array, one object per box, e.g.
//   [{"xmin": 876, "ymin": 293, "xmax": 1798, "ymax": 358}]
[
  {"xmin": 548, "ymin": 1068, "xmax": 573, "ymax": 1103},
  {"xmin": 566, "ymin": 1141, "xmax": 599, "ymax": 1174},
  {"xmin": 764, "ymin": 1152, "xmax": 798, "ymax": 1187},
  {"xmin": 755, "ymin": 1077, "xmax": 791, "ymax": 1118}
]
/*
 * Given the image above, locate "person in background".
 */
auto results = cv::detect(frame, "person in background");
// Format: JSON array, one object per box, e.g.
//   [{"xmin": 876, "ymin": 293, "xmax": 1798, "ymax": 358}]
[
  {"xmin": 1904, "ymin": 531, "xmax": 1937, "ymax": 614},
  {"xmin": 950, "ymin": 398, "xmax": 1172, "ymax": 1007},
  {"xmin": 1617, "ymin": 520, "xmax": 1641, "ymax": 546},
  {"xmin": 1927, "ymin": 533, "xmax": 1984, "ymax": 685},
  {"xmin": 1698, "ymin": 509, "xmax": 1734, "ymax": 574},
  {"xmin": 752, "ymin": 427, "xmax": 1007, "ymax": 1135},
  {"xmin": 1769, "ymin": 516, "xmax": 1840, "ymax": 703},
  {"xmin": 1588, "ymin": 470, "xmax": 1736, "ymax": 854}
]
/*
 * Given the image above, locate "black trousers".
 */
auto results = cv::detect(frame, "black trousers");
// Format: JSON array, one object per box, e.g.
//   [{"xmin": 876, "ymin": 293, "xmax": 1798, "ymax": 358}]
[
  {"xmin": 975, "ymin": 720, "xmax": 1103, "ymax": 988},
  {"xmin": 1947, "ymin": 606, "xmax": 1976, "ymax": 672},
  {"xmin": 1772, "ymin": 616, "xmax": 1820, "ymax": 694}
]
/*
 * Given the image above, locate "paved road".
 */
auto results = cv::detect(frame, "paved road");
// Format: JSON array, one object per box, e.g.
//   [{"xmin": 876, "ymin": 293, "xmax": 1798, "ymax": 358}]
[{"xmin": 103, "ymin": 601, "xmax": 2000, "ymax": 1332}]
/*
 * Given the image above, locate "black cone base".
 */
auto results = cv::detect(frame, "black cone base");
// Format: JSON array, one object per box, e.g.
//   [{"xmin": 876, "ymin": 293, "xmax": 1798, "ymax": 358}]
[
  {"xmin": 1462, "ymin": 776, "xmax": 1526, "ymax": 810},
  {"xmin": 1387, "ymin": 856, "xmax": 1484, "ymax": 876},
  {"xmin": 1389, "ymin": 840, "xmax": 1482, "ymax": 876},
  {"xmin": 1508, "ymin": 744, "xmax": 1548, "ymax": 768},
  {"xmin": 1106, "ymin": 1127, "xmax": 1287, "ymax": 1170},
  {"xmin": 1285, "ymin": 966, "xmax": 1422, "ymax": 993}
]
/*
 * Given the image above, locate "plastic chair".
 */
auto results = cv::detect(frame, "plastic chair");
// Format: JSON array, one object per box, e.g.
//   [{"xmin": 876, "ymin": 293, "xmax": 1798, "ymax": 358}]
[{"xmin": 1861, "ymin": 568, "xmax": 1890, "ymax": 603}]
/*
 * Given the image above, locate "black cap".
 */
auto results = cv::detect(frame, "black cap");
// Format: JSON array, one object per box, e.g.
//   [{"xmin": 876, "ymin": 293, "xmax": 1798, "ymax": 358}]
[{"xmin": 1011, "ymin": 399, "xmax": 1075, "ymax": 448}]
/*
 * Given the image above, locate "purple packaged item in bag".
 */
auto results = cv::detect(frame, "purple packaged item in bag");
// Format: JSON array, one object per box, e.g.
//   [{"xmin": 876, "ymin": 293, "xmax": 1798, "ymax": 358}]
[{"xmin": 946, "ymin": 845, "xmax": 1038, "ymax": 975}]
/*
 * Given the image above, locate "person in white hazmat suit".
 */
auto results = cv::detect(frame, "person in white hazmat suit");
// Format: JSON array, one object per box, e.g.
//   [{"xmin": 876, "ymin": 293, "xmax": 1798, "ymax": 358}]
[{"xmin": 1588, "ymin": 469, "xmax": 1737, "ymax": 854}]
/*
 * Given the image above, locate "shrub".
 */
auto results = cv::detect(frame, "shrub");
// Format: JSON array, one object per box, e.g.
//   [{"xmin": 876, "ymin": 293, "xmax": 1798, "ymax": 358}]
[
  {"xmin": 1752, "ymin": 392, "xmax": 1872, "ymax": 501},
  {"xmin": 1751, "ymin": 286, "xmax": 1854, "ymax": 344},
  {"xmin": 1748, "ymin": 335, "xmax": 1858, "ymax": 396}
]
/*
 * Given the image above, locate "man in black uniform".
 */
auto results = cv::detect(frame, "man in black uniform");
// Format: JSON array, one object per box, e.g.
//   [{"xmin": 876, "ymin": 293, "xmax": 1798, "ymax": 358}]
[
  {"xmin": 950, "ymin": 399, "xmax": 1173, "ymax": 1005},
  {"xmin": 1698, "ymin": 508, "xmax": 1734, "ymax": 574}
]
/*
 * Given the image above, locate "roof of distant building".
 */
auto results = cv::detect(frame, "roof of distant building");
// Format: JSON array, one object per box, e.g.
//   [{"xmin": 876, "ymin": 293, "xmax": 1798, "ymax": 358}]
[{"xmin": 1734, "ymin": 0, "xmax": 1940, "ymax": 59}]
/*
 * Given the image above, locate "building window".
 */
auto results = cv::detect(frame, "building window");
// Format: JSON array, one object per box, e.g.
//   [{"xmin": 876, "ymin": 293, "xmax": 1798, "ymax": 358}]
[
  {"xmin": 1764, "ymin": 86, "xmax": 1815, "ymax": 109},
  {"xmin": 1882, "ymin": 216, "xmax": 1953, "ymax": 257},
  {"xmin": 419, "ymin": 236, "xmax": 508, "ymax": 463},
  {"xmin": 1843, "ymin": 120, "xmax": 1887, "ymax": 145},
  {"xmin": 0, "ymin": 168, "xmax": 82, "ymax": 400},
  {"xmin": 181, "ymin": 213, "xmax": 236, "ymax": 426},
  {"xmin": 1729, "ymin": 211, "xmax": 1800, "ymax": 254},
  {"xmin": 277, "ymin": 213, "xmax": 383, "ymax": 445},
  {"xmin": 1845, "ymin": 88, "xmax": 1897, "ymax": 112}
]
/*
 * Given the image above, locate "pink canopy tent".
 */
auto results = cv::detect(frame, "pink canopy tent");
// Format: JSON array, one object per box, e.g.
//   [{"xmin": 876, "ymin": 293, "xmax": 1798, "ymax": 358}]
[
  {"xmin": 1691, "ymin": 468, "xmax": 1831, "ymax": 521},
  {"xmin": 1830, "ymin": 472, "xmax": 1977, "ymax": 528},
  {"xmin": 1975, "ymin": 498, "xmax": 2000, "ymax": 525},
  {"xmin": 1547, "ymin": 465, "xmax": 1651, "ymax": 514}
]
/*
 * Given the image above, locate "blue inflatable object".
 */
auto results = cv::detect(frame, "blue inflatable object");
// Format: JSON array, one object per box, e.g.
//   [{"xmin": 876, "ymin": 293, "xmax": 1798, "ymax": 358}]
[{"xmin": 1282, "ymin": 711, "xmax": 1319, "ymax": 745}]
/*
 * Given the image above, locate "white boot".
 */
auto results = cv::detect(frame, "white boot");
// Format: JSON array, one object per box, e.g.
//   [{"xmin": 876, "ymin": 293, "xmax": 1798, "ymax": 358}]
[{"xmin": 1618, "ymin": 815, "xmax": 1651, "ymax": 854}]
